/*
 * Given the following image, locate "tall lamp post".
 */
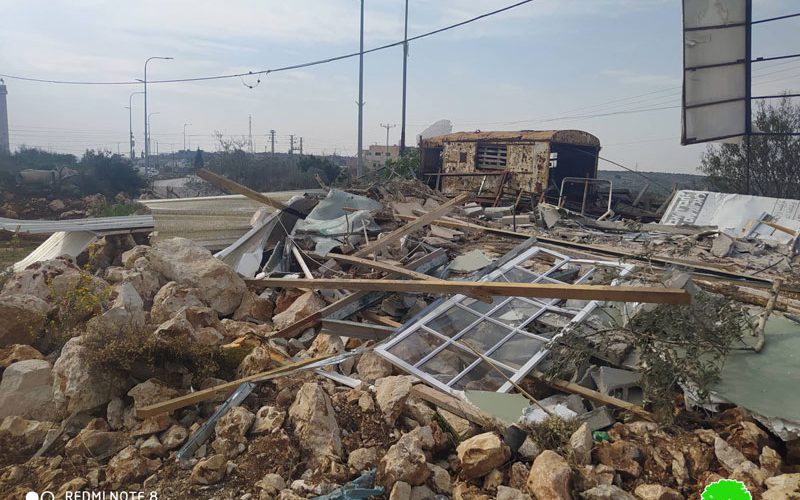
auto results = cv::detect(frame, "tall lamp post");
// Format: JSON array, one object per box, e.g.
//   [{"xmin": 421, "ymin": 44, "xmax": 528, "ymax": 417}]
[
  {"xmin": 148, "ymin": 112, "xmax": 160, "ymax": 173},
  {"xmin": 143, "ymin": 56, "xmax": 173, "ymax": 171},
  {"xmin": 356, "ymin": 0, "xmax": 365, "ymax": 177},
  {"xmin": 127, "ymin": 91, "xmax": 144, "ymax": 160},
  {"xmin": 183, "ymin": 123, "xmax": 191, "ymax": 151}
]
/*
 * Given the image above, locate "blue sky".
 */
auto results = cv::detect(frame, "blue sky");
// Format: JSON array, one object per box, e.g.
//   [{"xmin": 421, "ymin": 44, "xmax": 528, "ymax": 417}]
[{"xmin": 1, "ymin": 0, "xmax": 798, "ymax": 173}]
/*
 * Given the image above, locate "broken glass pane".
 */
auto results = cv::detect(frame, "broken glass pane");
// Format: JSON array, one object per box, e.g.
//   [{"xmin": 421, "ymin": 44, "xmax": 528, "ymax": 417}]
[
  {"xmin": 451, "ymin": 362, "xmax": 515, "ymax": 392},
  {"xmin": 420, "ymin": 344, "xmax": 477, "ymax": 382},
  {"xmin": 489, "ymin": 334, "xmax": 545, "ymax": 369},
  {"xmin": 427, "ymin": 307, "xmax": 481, "ymax": 337},
  {"xmin": 458, "ymin": 320, "xmax": 512, "ymax": 353},
  {"xmin": 491, "ymin": 299, "xmax": 542, "ymax": 327},
  {"xmin": 386, "ymin": 329, "xmax": 445, "ymax": 366},
  {"xmin": 462, "ymin": 296, "xmax": 506, "ymax": 314}
]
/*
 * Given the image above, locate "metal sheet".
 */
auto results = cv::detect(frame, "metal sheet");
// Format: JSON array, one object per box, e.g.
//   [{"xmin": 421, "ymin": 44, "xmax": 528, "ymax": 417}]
[
  {"xmin": 12, "ymin": 231, "xmax": 97, "ymax": 271},
  {"xmin": 0, "ymin": 215, "xmax": 153, "ymax": 234},
  {"xmin": 661, "ymin": 190, "xmax": 800, "ymax": 243}
]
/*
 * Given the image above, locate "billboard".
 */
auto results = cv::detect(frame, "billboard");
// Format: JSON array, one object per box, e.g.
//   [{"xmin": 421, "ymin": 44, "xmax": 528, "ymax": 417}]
[{"xmin": 682, "ymin": 0, "xmax": 751, "ymax": 145}]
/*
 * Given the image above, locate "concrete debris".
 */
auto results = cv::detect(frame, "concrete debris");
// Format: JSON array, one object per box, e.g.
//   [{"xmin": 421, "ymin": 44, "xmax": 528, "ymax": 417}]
[{"xmin": 2, "ymin": 178, "xmax": 799, "ymax": 499}]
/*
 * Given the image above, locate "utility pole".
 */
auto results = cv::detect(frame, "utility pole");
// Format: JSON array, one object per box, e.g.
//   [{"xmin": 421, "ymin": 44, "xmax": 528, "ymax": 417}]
[
  {"xmin": 400, "ymin": 0, "xmax": 409, "ymax": 156},
  {"xmin": 289, "ymin": 134, "xmax": 295, "ymax": 155},
  {"xmin": 248, "ymin": 115, "xmax": 253, "ymax": 154},
  {"xmin": 299, "ymin": 137, "xmax": 303, "ymax": 155},
  {"xmin": 183, "ymin": 123, "xmax": 191, "ymax": 151},
  {"xmin": 128, "ymin": 91, "xmax": 143, "ymax": 161},
  {"xmin": 381, "ymin": 123, "xmax": 396, "ymax": 159},
  {"xmin": 356, "ymin": 0, "xmax": 365, "ymax": 176},
  {"xmin": 143, "ymin": 56, "xmax": 173, "ymax": 172},
  {"xmin": 270, "ymin": 130, "xmax": 276, "ymax": 154}
]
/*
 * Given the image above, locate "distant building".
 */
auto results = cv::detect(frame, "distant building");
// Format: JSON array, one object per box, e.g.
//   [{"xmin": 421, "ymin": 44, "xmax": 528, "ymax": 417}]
[
  {"xmin": 363, "ymin": 144, "xmax": 400, "ymax": 169},
  {"xmin": 0, "ymin": 79, "xmax": 9, "ymax": 154}
]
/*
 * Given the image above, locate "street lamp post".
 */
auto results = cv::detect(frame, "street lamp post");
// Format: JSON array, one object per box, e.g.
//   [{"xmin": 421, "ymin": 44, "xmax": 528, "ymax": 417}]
[
  {"xmin": 143, "ymin": 56, "xmax": 173, "ymax": 171},
  {"xmin": 128, "ymin": 91, "xmax": 144, "ymax": 160},
  {"xmin": 183, "ymin": 123, "xmax": 191, "ymax": 151},
  {"xmin": 148, "ymin": 112, "xmax": 160, "ymax": 174}
]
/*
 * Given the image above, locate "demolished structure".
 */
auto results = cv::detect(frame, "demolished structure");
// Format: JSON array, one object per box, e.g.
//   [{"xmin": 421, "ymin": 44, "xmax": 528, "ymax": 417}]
[{"xmin": 1, "ymin": 169, "xmax": 799, "ymax": 499}]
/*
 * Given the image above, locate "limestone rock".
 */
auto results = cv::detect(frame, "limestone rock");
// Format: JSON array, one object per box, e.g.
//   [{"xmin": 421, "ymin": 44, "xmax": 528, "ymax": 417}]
[
  {"xmin": 153, "ymin": 306, "xmax": 225, "ymax": 346},
  {"xmin": 65, "ymin": 427, "xmax": 128, "ymax": 459},
  {"xmin": 760, "ymin": 446, "xmax": 783, "ymax": 476},
  {"xmin": 190, "ymin": 453, "xmax": 227, "ymax": 485},
  {"xmin": 140, "ymin": 435, "xmax": 165, "ymax": 458},
  {"xmin": 427, "ymin": 463, "xmax": 452, "ymax": 494},
  {"xmin": 256, "ymin": 473, "xmax": 287, "ymax": 496},
  {"xmin": 348, "ymin": 447, "xmax": 380, "ymax": 472},
  {"xmin": 765, "ymin": 473, "xmax": 800, "ymax": 491},
  {"xmin": 0, "ymin": 344, "xmax": 43, "ymax": 368},
  {"xmin": 0, "ymin": 293, "xmax": 49, "ymax": 346},
  {"xmin": 595, "ymin": 440, "xmax": 642, "ymax": 478},
  {"xmin": 483, "ymin": 468, "xmax": 503, "ymax": 492},
  {"xmin": 390, "ymin": 481, "xmax": 412, "ymax": 500},
  {"xmin": 127, "ymin": 378, "xmax": 181, "ymax": 410},
  {"xmin": 410, "ymin": 485, "xmax": 436, "ymax": 500},
  {"xmin": 148, "ymin": 238, "xmax": 246, "ymax": 316},
  {"xmin": 2, "ymin": 258, "xmax": 82, "ymax": 299},
  {"xmin": 575, "ymin": 465, "xmax": 615, "ymax": 492},
  {"xmin": 438, "ymin": 409, "xmax": 479, "ymax": 441},
  {"xmin": 150, "ymin": 281, "xmax": 206, "ymax": 324},
  {"xmin": 379, "ymin": 432, "xmax": 430, "ymax": 492},
  {"xmin": 375, "ymin": 375, "xmax": 416, "ymax": 426},
  {"xmin": 356, "ymin": 351, "xmax": 393, "ymax": 383},
  {"xmin": 570, "ymin": 423, "xmax": 593, "ymax": 465},
  {"xmin": 527, "ymin": 450, "xmax": 572, "ymax": 500},
  {"xmin": 115, "ymin": 268, "xmax": 163, "ymax": 305},
  {"xmin": 580, "ymin": 484, "xmax": 635, "ymax": 499},
  {"xmin": 122, "ymin": 245, "xmax": 150, "ymax": 269},
  {"xmin": 497, "ymin": 486, "xmax": 532, "ymax": 500},
  {"xmin": 0, "ymin": 359, "xmax": 55, "ymax": 419},
  {"xmin": 130, "ymin": 414, "xmax": 175, "ymax": 438},
  {"xmin": 252, "ymin": 405, "xmax": 286, "ymax": 435},
  {"xmin": 237, "ymin": 345, "xmax": 273, "ymax": 378},
  {"xmin": 106, "ymin": 398, "xmax": 125, "ymax": 430},
  {"xmin": 0, "ymin": 416, "xmax": 55, "ymax": 449},
  {"xmin": 508, "ymin": 461, "xmax": 530, "ymax": 491},
  {"xmin": 272, "ymin": 292, "xmax": 326, "ymax": 331},
  {"xmin": 233, "ymin": 290, "xmax": 274, "ymax": 322},
  {"xmin": 634, "ymin": 484, "xmax": 683, "ymax": 500},
  {"xmin": 456, "ymin": 432, "xmax": 511, "ymax": 480},
  {"xmin": 96, "ymin": 282, "xmax": 146, "ymax": 331},
  {"xmin": 161, "ymin": 425, "xmax": 188, "ymax": 450},
  {"xmin": 212, "ymin": 406, "xmax": 255, "ymax": 458},
  {"xmin": 106, "ymin": 445, "xmax": 161, "ymax": 488},
  {"xmin": 715, "ymin": 436, "xmax": 753, "ymax": 473},
  {"xmin": 288, "ymin": 383, "xmax": 342, "ymax": 462},
  {"xmin": 52, "ymin": 336, "xmax": 128, "ymax": 415}
]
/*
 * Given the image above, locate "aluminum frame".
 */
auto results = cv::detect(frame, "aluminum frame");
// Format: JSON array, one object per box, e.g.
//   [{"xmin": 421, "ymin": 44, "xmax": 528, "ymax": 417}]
[{"xmin": 376, "ymin": 246, "xmax": 635, "ymax": 395}]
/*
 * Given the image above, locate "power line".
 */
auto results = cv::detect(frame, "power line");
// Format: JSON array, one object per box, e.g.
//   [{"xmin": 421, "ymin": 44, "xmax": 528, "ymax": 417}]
[{"xmin": 0, "ymin": 0, "xmax": 538, "ymax": 87}]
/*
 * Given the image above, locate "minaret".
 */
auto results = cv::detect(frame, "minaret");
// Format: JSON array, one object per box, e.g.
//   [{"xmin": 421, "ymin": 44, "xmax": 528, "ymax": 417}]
[{"xmin": 0, "ymin": 79, "xmax": 9, "ymax": 153}]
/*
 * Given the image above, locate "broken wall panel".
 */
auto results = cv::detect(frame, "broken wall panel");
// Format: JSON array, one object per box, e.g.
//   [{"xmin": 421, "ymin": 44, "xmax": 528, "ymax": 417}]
[{"xmin": 376, "ymin": 246, "xmax": 635, "ymax": 395}]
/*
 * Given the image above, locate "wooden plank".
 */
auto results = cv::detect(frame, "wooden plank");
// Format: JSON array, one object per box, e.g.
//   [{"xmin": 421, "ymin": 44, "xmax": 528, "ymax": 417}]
[
  {"xmin": 136, "ymin": 353, "xmax": 336, "ymax": 418},
  {"xmin": 411, "ymin": 384, "xmax": 500, "ymax": 430},
  {"xmin": 352, "ymin": 193, "xmax": 470, "ymax": 258},
  {"xmin": 322, "ymin": 253, "xmax": 434, "ymax": 281},
  {"xmin": 529, "ymin": 370, "xmax": 655, "ymax": 422},
  {"xmin": 197, "ymin": 169, "xmax": 307, "ymax": 217},
  {"xmin": 361, "ymin": 310, "xmax": 403, "ymax": 328},
  {"xmin": 320, "ymin": 318, "xmax": 396, "ymax": 341},
  {"xmin": 323, "ymin": 252, "xmax": 491, "ymax": 302},
  {"xmin": 246, "ymin": 277, "xmax": 691, "ymax": 305}
]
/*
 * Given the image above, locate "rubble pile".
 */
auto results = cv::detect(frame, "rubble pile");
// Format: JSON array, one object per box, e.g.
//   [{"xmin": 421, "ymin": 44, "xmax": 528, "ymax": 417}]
[{"xmin": 1, "ymin": 176, "xmax": 799, "ymax": 499}]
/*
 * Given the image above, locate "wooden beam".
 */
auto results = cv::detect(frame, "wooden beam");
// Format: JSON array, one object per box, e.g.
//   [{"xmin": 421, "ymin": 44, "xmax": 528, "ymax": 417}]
[
  {"xmin": 528, "ymin": 370, "xmax": 655, "ymax": 422},
  {"xmin": 322, "ymin": 252, "xmax": 491, "ymax": 302},
  {"xmin": 320, "ymin": 319, "xmax": 397, "ymax": 341},
  {"xmin": 246, "ymin": 277, "xmax": 691, "ymax": 305},
  {"xmin": 136, "ymin": 353, "xmax": 336, "ymax": 418},
  {"xmin": 197, "ymin": 169, "xmax": 307, "ymax": 217},
  {"xmin": 353, "ymin": 193, "xmax": 470, "ymax": 258},
  {"xmin": 360, "ymin": 310, "xmax": 403, "ymax": 328},
  {"xmin": 411, "ymin": 384, "xmax": 500, "ymax": 430}
]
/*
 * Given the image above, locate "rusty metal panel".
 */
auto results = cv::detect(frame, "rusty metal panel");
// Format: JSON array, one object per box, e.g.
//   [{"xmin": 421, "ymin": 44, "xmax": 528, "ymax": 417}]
[{"xmin": 421, "ymin": 129, "xmax": 600, "ymax": 148}]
